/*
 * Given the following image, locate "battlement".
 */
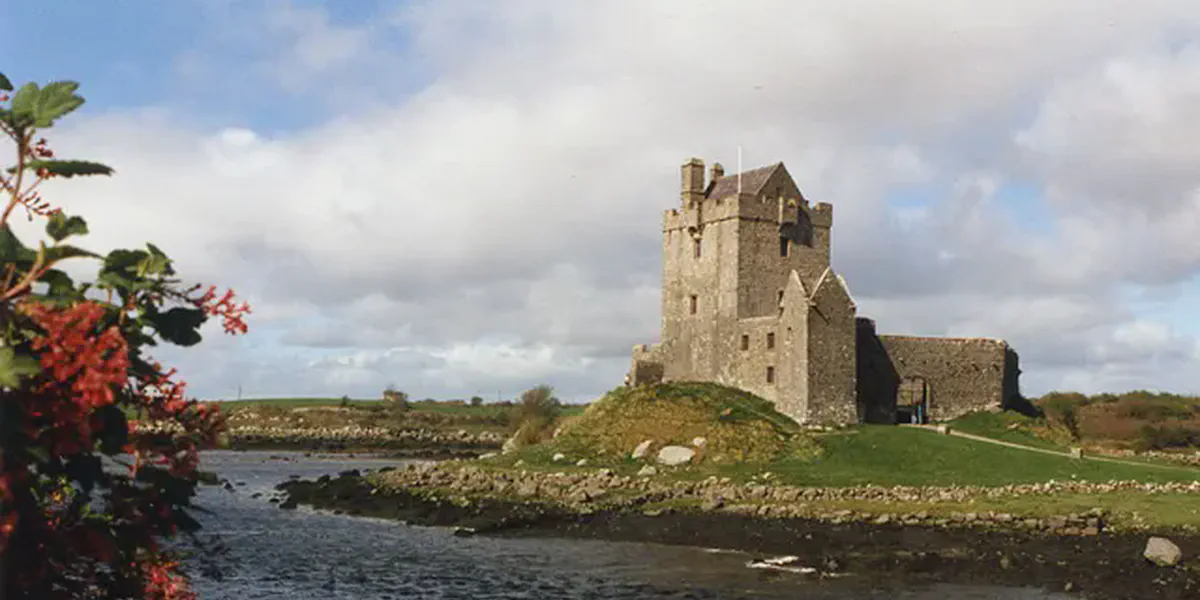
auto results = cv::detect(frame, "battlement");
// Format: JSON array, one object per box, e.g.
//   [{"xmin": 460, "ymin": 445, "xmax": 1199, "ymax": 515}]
[
  {"xmin": 878, "ymin": 334, "xmax": 1008, "ymax": 348},
  {"xmin": 809, "ymin": 202, "xmax": 833, "ymax": 228}
]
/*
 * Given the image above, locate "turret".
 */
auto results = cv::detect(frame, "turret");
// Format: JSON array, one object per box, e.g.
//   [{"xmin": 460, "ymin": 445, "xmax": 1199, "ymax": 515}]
[{"xmin": 681, "ymin": 158, "xmax": 705, "ymax": 206}]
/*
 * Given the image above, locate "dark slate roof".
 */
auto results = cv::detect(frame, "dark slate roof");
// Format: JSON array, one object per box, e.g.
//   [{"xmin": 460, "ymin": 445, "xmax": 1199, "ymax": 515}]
[{"xmin": 705, "ymin": 162, "xmax": 783, "ymax": 199}]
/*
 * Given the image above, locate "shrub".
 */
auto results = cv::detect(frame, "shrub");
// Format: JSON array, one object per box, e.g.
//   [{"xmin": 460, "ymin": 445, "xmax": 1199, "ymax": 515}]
[
  {"xmin": 1036, "ymin": 392, "xmax": 1089, "ymax": 440},
  {"xmin": 382, "ymin": 385, "xmax": 409, "ymax": 412},
  {"xmin": 0, "ymin": 72, "xmax": 250, "ymax": 599},
  {"xmin": 508, "ymin": 385, "xmax": 562, "ymax": 444}
]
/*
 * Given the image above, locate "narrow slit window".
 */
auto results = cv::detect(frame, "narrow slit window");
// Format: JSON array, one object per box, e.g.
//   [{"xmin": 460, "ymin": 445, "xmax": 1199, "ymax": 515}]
[
  {"xmin": 740, "ymin": 334, "xmax": 749, "ymax": 351},
  {"xmin": 777, "ymin": 290, "xmax": 785, "ymax": 316},
  {"xmin": 693, "ymin": 238, "xmax": 702, "ymax": 258},
  {"xmin": 689, "ymin": 295, "xmax": 698, "ymax": 315},
  {"xmin": 766, "ymin": 366, "xmax": 775, "ymax": 384},
  {"xmin": 767, "ymin": 332, "xmax": 775, "ymax": 349},
  {"xmin": 780, "ymin": 236, "xmax": 789, "ymax": 257}
]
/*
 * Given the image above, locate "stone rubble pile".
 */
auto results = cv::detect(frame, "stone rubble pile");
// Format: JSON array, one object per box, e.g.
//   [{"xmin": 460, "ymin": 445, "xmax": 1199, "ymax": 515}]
[{"xmin": 225, "ymin": 424, "xmax": 504, "ymax": 448}]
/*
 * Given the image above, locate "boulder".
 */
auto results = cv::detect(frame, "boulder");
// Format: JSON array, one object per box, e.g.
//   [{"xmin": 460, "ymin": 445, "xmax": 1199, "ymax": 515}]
[
  {"xmin": 656, "ymin": 445, "xmax": 696, "ymax": 466},
  {"xmin": 632, "ymin": 440, "xmax": 654, "ymax": 460},
  {"xmin": 1144, "ymin": 537, "xmax": 1183, "ymax": 567}
]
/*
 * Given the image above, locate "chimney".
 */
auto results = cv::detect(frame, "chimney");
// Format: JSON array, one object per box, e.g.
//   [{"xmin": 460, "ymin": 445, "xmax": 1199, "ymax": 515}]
[
  {"xmin": 681, "ymin": 157, "xmax": 704, "ymax": 205},
  {"xmin": 709, "ymin": 162, "xmax": 724, "ymax": 183}
]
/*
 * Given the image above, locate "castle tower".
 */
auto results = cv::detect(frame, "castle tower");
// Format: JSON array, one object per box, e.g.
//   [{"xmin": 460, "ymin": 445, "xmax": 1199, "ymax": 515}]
[{"xmin": 633, "ymin": 157, "xmax": 858, "ymax": 424}]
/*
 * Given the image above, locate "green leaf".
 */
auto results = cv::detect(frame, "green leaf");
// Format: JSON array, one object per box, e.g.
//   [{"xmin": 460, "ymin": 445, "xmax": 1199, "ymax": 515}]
[
  {"xmin": 9, "ymin": 82, "xmax": 38, "ymax": 126},
  {"xmin": 19, "ymin": 159, "xmax": 113, "ymax": 179},
  {"xmin": 147, "ymin": 307, "xmax": 205, "ymax": 347},
  {"xmin": 0, "ymin": 347, "xmax": 40, "ymax": 388},
  {"xmin": 46, "ymin": 212, "xmax": 89, "ymax": 241},
  {"xmin": 0, "ymin": 224, "xmax": 37, "ymax": 264},
  {"xmin": 37, "ymin": 268, "xmax": 78, "ymax": 298},
  {"xmin": 137, "ymin": 243, "xmax": 171, "ymax": 276},
  {"xmin": 43, "ymin": 244, "xmax": 100, "ymax": 264},
  {"xmin": 32, "ymin": 80, "xmax": 83, "ymax": 128},
  {"xmin": 0, "ymin": 73, "xmax": 12, "ymax": 92}
]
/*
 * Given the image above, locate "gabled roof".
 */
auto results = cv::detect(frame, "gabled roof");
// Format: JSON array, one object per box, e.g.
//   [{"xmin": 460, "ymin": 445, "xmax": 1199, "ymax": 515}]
[
  {"xmin": 810, "ymin": 266, "xmax": 857, "ymax": 310},
  {"xmin": 705, "ymin": 162, "xmax": 784, "ymax": 199}
]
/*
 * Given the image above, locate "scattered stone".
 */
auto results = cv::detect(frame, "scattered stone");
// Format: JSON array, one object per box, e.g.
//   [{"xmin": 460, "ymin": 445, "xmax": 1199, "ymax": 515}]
[
  {"xmin": 631, "ymin": 440, "xmax": 654, "ymax": 460},
  {"xmin": 701, "ymin": 497, "xmax": 725, "ymax": 511},
  {"xmin": 692, "ymin": 437, "xmax": 707, "ymax": 448},
  {"xmin": 656, "ymin": 445, "xmax": 696, "ymax": 466},
  {"xmin": 575, "ymin": 458, "xmax": 588, "ymax": 467},
  {"xmin": 478, "ymin": 452, "xmax": 498, "ymax": 460},
  {"xmin": 552, "ymin": 453, "xmax": 567, "ymax": 463},
  {"xmin": 1144, "ymin": 537, "xmax": 1183, "ymax": 567},
  {"xmin": 637, "ymin": 465, "xmax": 658, "ymax": 477}
]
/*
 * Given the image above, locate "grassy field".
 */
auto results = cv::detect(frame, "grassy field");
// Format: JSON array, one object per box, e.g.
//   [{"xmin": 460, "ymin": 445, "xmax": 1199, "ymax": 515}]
[
  {"xmin": 760, "ymin": 425, "xmax": 1200, "ymax": 487},
  {"xmin": 213, "ymin": 397, "xmax": 587, "ymax": 417},
  {"xmin": 947, "ymin": 411, "xmax": 1071, "ymax": 452},
  {"xmin": 503, "ymin": 383, "xmax": 1200, "ymax": 489}
]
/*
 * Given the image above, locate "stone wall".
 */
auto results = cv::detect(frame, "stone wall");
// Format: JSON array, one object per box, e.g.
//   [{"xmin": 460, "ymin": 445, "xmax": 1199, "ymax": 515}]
[
  {"xmin": 873, "ymin": 335, "xmax": 1016, "ymax": 421},
  {"xmin": 855, "ymin": 318, "xmax": 899, "ymax": 423},
  {"xmin": 804, "ymin": 270, "xmax": 858, "ymax": 424}
]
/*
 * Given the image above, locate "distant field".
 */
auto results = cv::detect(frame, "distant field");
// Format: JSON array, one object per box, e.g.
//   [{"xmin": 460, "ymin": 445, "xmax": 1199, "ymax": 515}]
[{"xmin": 212, "ymin": 397, "xmax": 588, "ymax": 416}]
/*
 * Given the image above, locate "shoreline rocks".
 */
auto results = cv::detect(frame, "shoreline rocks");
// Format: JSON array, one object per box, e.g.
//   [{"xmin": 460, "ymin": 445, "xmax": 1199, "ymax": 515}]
[{"xmin": 276, "ymin": 469, "xmax": 1200, "ymax": 600}]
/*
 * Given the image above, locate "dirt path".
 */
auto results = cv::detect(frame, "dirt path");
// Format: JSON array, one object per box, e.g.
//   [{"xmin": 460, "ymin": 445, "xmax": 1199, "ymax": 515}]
[{"xmin": 900, "ymin": 424, "xmax": 1200, "ymax": 473}]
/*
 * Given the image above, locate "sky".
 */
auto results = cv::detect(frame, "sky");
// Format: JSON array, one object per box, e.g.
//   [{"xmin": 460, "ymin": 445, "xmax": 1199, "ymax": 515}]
[{"xmin": 4, "ymin": 0, "xmax": 1200, "ymax": 403}]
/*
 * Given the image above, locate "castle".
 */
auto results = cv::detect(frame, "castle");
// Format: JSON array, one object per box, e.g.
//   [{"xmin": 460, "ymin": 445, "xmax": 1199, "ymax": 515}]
[{"xmin": 628, "ymin": 158, "xmax": 1021, "ymax": 425}]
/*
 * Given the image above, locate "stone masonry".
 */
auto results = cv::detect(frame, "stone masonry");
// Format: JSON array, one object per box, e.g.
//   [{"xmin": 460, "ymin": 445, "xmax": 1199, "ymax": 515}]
[{"xmin": 629, "ymin": 158, "xmax": 1021, "ymax": 425}]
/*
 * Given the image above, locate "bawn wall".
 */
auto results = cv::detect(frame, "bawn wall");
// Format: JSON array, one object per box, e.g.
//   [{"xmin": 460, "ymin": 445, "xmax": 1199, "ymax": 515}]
[{"xmin": 871, "ymin": 334, "xmax": 1017, "ymax": 421}]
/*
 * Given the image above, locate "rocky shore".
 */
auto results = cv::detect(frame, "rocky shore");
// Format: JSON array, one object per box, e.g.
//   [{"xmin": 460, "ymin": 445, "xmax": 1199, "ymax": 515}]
[
  {"xmin": 223, "ymin": 425, "xmax": 503, "ymax": 457},
  {"xmin": 275, "ymin": 464, "xmax": 1200, "ymax": 599}
]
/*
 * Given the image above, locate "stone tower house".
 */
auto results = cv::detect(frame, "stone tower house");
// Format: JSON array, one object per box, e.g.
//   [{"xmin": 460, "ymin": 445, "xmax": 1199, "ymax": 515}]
[{"xmin": 630, "ymin": 158, "xmax": 1021, "ymax": 425}]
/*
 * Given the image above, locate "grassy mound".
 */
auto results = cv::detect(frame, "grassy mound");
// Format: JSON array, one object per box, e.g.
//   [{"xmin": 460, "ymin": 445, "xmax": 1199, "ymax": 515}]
[{"xmin": 540, "ymin": 382, "xmax": 820, "ymax": 465}]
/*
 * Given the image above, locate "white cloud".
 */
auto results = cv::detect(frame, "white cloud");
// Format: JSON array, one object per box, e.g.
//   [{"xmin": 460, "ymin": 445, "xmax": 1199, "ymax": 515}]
[{"xmin": 11, "ymin": 1, "xmax": 1200, "ymax": 400}]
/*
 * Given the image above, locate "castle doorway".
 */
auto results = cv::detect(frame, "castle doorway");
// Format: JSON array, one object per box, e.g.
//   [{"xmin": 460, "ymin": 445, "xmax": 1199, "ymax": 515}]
[{"xmin": 896, "ymin": 376, "xmax": 929, "ymax": 424}]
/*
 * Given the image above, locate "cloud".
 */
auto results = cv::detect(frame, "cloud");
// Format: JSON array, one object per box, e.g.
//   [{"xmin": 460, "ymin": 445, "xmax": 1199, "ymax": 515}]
[{"xmin": 11, "ymin": 1, "xmax": 1200, "ymax": 401}]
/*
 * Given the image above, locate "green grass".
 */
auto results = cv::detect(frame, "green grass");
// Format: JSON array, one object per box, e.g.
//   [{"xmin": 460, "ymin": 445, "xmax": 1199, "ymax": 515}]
[
  {"xmin": 949, "ymin": 411, "xmax": 1070, "ymax": 451},
  {"xmin": 541, "ymin": 382, "xmax": 817, "ymax": 465},
  {"xmin": 757, "ymin": 425, "xmax": 1200, "ymax": 487}
]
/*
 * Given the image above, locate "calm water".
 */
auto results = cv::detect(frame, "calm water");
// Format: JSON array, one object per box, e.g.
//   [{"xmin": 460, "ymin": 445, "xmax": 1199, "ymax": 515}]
[{"xmin": 185, "ymin": 451, "xmax": 1070, "ymax": 600}]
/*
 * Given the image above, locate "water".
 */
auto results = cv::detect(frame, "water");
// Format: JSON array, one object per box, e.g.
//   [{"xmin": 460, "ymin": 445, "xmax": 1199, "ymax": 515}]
[{"xmin": 186, "ymin": 451, "xmax": 1069, "ymax": 600}]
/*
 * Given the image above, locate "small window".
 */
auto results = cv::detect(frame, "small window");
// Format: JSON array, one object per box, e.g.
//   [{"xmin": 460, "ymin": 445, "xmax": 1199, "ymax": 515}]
[
  {"xmin": 689, "ymin": 295, "xmax": 698, "ymax": 315},
  {"xmin": 766, "ymin": 366, "xmax": 775, "ymax": 384},
  {"xmin": 777, "ymin": 290, "xmax": 785, "ymax": 316},
  {"xmin": 766, "ymin": 332, "xmax": 775, "ymax": 349},
  {"xmin": 693, "ymin": 238, "xmax": 701, "ymax": 258},
  {"xmin": 780, "ymin": 236, "xmax": 789, "ymax": 257},
  {"xmin": 740, "ymin": 334, "xmax": 749, "ymax": 351}
]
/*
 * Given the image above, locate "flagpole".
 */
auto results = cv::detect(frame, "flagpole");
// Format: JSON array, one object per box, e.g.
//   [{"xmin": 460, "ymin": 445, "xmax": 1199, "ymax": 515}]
[{"xmin": 737, "ymin": 145, "xmax": 743, "ymax": 195}]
